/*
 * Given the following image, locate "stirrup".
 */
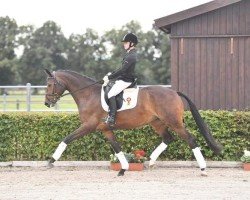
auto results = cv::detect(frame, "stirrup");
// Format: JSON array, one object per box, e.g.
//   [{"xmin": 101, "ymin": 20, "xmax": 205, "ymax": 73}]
[{"xmin": 105, "ymin": 115, "xmax": 116, "ymax": 127}]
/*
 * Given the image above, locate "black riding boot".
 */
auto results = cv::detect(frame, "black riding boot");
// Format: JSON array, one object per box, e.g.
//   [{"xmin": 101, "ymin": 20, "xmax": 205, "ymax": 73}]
[{"xmin": 105, "ymin": 96, "xmax": 117, "ymax": 128}]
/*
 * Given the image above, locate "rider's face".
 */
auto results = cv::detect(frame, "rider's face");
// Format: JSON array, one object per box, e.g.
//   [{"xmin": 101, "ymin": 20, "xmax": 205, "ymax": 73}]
[{"xmin": 123, "ymin": 42, "xmax": 130, "ymax": 50}]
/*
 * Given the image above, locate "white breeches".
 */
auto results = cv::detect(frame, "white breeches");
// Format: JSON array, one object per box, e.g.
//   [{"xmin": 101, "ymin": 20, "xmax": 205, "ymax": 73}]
[{"xmin": 108, "ymin": 80, "xmax": 131, "ymax": 99}]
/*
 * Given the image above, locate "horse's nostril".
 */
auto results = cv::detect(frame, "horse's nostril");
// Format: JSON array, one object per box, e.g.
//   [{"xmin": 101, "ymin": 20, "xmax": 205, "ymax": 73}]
[{"xmin": 44, "ymin": 102, "xmax": 50, "ymax": 108}]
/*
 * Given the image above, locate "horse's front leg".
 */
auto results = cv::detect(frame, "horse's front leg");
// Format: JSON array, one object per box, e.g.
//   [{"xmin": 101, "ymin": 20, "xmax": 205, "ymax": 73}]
[
  {"xmin": 47, "ymin": 124, "xmax": 94, "ymax": 168},
  {"xmin": 103, "ymin": 130, "xmax": 129, "ymax": 176}
]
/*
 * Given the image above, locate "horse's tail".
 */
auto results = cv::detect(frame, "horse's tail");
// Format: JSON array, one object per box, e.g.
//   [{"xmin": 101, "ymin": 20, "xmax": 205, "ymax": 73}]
[{"xmin": 177, "ymin": 91, "xmax": 223, "ymax": 155}]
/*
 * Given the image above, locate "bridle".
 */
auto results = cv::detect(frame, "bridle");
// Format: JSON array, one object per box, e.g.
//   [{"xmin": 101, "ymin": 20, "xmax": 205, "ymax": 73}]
[
  {"xmin": 60, "ymin": 80, "xmax": 103, "ymax": 97},
  {"xmin": 45, "ymin": 75, "xmax": 65, "ymax": 104},
  {"xmin": 46, "ymin": 72, "xmax": 103, "ymax": 104}
]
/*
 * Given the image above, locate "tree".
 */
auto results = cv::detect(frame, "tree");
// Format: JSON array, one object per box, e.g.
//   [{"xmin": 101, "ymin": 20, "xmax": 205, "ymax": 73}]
[
  {"xmin": 0, "ymin": 16, "xmax": 19, "ymax": 85},
  {"xmin": 0, "ymin": 16, "xmax": 18, "ymax": 60},
  {"xmin": 0, "ymin": 59, "xmax": 17, "ymax": 85},
  {"xmin": 18, "ymin": 21, "xmax": 68, "ymax": 84},
  {"xmin": 0, "ymin": 17, "xmax": 171, "ymax": 85},
  {"xmin": 149, "ymin": 29, "xmax": 171, "ymax": 84},
  {"xmin": 67, "ymin": 29, "xmax": 108, "ymax": 80}
]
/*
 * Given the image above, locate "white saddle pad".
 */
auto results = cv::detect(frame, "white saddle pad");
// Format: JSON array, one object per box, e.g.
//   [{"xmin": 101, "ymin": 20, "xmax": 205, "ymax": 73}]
[{"xmin": 101, "ymin": 86, "xmax": 140, "ymax": 112}]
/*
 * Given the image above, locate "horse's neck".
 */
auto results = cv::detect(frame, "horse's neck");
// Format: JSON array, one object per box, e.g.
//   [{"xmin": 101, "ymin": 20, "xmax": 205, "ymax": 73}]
[{"xmin": 58, "ymin": 71, "xmax": 95, "ymax": 101}]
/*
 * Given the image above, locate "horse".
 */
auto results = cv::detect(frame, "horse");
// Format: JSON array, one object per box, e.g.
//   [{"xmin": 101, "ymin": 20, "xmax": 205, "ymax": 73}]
[{"xmin": 44, "ymin": 69, "xmax": 222, "ymax": 176}]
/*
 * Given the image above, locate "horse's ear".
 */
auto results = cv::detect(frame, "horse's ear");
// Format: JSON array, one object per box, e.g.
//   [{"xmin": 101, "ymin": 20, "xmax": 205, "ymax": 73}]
[{"xmin": 44, "ymin": 69, "xmax": 53, "ymax": 77}]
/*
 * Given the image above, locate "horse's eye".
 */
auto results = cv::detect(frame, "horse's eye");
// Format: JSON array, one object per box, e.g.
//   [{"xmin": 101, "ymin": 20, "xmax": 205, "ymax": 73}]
[{"xmin": 48, "ymin": 84, "xmax": 52, "ymax": 87}]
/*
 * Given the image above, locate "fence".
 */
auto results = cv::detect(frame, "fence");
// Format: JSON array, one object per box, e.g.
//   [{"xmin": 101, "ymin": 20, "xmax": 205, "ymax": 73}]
[
  {"xmin": 0, "ymin": 83, "xmax": 171, "ymax": 112},
  {"xmin": 0, "ymin": 83, "xmax": 77, "ymax": 112}
]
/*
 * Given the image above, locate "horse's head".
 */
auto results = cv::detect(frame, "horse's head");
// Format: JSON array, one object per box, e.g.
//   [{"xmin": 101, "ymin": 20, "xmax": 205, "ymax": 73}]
[{"xmin": 44, "ymin": 69, "xmax": 66, "ymax": 108}]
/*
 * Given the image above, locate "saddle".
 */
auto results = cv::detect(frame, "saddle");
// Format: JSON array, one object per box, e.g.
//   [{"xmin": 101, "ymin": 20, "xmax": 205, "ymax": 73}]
[{"xmin": 101, "ymin": 80, "xmax": 139, "ymax": 112}]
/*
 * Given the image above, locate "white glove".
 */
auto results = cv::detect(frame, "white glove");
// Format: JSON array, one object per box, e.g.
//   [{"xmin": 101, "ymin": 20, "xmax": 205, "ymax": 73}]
[
  {"xmin": 103, "ymin": 75, "xmax": 109, "ymax": 82},
  {"xmin": 102, "ymin": 75, "xmax": 109, "ymax": 86}
]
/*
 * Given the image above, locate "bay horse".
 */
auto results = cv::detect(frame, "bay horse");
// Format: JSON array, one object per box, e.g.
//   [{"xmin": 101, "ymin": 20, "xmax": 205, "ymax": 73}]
[{"xmin": 44, "ymin": 69, "xmax": 222, "ymax": 176}]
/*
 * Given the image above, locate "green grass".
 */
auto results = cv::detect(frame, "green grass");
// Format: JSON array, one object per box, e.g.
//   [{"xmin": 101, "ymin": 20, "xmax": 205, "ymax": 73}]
[{"xmin": 0, "ymin": 94, "xmax": 77, "ymax": 111}]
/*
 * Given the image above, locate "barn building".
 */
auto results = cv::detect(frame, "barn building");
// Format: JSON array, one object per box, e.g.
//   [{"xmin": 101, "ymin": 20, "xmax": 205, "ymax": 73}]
[{"xmin": 154, "ymin": 0, "xmax": 250, "ymax": 110}]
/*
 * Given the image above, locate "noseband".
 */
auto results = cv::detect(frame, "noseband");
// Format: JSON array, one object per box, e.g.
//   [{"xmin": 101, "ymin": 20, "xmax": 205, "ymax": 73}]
[
  {"xmin": 46, "ymin": 73, "xmax": 65, "ymax": 104},
  {"xmin": 46, "ymin": 71, "xmax": 103, "ymax": 104}
]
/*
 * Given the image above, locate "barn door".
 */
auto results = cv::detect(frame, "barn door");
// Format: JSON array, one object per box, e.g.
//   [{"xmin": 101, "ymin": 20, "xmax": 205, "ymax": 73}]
[{"xmin": 172, "ymin": 37, "xmax": 249, "ymax": 110}]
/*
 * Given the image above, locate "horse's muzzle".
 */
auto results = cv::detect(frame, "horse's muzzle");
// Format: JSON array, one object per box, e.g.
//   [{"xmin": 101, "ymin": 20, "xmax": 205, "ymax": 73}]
[{"xmin": 44, "ymin": 102, "xmax": 51, "ymax": 108}]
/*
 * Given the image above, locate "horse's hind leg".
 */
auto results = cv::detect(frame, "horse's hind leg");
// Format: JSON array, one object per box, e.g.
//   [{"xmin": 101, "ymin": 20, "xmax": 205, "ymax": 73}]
[
  {"xmin": 172, "ymin": 125, "xmax": 208, "ymax": 176},
  {"xmin": 149, "ymin": 120, "xmax": 174, "ymax": 167},
  {"xmin": 103, "ymin": 130, "xmax": 129, "ymax": 176}
]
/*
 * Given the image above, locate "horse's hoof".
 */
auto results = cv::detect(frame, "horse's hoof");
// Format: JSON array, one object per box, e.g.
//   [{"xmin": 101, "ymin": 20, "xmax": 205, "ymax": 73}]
[
  {"xmin": 47, "ymin": 161, "xmax": 54, "ymax": 169},
  {"xmin": 149, "ymin": 160, "xmax": 155, "ymax": 169},
  {"xmin": 149, "ymin": 164, "xmax": 155, "ymax": 170},
  {"xmin": 117, "ymin": 169, "xmax": 126, "ymax": 176},
  {"xmin": 201, "ymin": 170, "xmax": 208, "ymax": 177}
]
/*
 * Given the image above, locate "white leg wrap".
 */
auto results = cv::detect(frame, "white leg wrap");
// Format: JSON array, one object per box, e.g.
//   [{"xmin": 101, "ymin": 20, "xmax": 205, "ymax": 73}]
[
  {"xmin": 149, "ymin": 142, "xmax": 168, "ymax": 165},
  {"xmin": 52, "ymin": 142, "xmax": 67, "ymax": 161},
  {"xmin": 115, "ymin": 151, "xmax": 129, "ymax": 170},
  {"xmin": 192, "ymin": 147, "xmax": 206, "ymax": 169}
]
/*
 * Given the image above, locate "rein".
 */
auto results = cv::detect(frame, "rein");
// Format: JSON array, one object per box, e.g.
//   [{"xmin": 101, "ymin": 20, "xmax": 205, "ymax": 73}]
[{"xmin": 60, "ymin": 80, "xmax": 103, "ymax": 97}]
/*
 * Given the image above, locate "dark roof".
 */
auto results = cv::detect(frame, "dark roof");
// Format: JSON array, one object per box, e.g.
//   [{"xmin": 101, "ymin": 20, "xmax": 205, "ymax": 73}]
[{"xmin": 154, "ymin": 0, "xmax": 242, "ymax": 33}]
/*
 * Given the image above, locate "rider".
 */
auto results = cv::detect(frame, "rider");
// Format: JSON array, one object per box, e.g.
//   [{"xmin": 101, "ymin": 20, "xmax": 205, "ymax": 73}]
[{"xmin": 103, "ymin": 33, "xmax": 138, "ymax": 128}]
